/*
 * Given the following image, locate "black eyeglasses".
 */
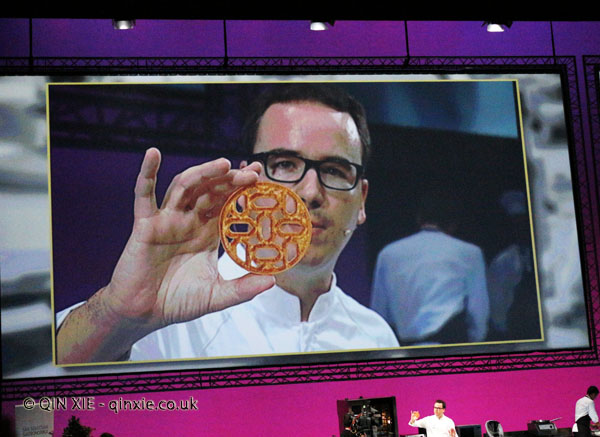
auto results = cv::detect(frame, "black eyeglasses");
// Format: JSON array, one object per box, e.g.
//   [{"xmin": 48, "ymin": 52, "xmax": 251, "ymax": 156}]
[{"xmin": 249, "ymin": 151, "xmax": 364, "ymax": 191}]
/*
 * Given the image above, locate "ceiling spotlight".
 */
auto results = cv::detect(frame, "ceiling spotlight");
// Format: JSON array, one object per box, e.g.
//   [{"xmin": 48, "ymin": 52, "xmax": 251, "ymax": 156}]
[
  {"xmin": 112, "ymin": 19, "xmax": 136, "ymax": 30},
  {"xmin": 487, "ymin": 23, "xmax": 504, "ymax": 32},
  {"xmin": 310, "ymin": 20, "xmax": 335, "ymax": 31},
  {"xmin": 483, "ymin": 21, "xmax": 513, "ymax": 32}
]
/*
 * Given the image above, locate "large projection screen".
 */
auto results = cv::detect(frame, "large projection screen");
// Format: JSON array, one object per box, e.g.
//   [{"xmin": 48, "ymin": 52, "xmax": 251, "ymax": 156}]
[{"xmin": 0, "ymin": 60, "xmax": 597, "ymax": 386}]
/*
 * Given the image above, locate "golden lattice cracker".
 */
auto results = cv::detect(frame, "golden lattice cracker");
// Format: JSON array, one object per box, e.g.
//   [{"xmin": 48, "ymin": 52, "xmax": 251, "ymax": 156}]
[{"xmin": 219, "ymin": 182, "xmax": 312, "ymax": 274}]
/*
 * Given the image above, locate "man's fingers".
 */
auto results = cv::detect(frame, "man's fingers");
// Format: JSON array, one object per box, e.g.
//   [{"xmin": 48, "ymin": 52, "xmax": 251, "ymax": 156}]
[
  {"xmin": 163, "ymin": 159, "xmax": 262, "ymax": 211},
  {"xmin": 134, "ymin": 148, "xmax": 161, "ymax": 219},
  {"xmin": 237, "ymin": 161, "xmax": 263, "ymax": 178},
  {"xmin": 193, "ymin": 164, "xmax": 264, "ymax": 215},
  {"xmin": 210, "ymin": 273, "xmax": 275, "ymax": 313},
  {"xmin": 161, "ymin": 158, "xmax": 232, "ymax": 210}
]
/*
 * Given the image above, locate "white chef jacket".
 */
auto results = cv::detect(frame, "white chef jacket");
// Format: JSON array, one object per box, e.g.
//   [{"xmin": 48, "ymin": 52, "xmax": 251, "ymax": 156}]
[
  {"xmin": 410, "ymin": 415, "xmax": 456, "ymax": 437},
  {"xmin": 370, "ymin": 229, "xmax": 489, "ymax": 343},
  {"xmin": 56, "ymin": 253, "xmax": 399, "ymax": 361},
  {"xmin": 573, "ymin": 395, "xmax": 599, "ymax": 432}
]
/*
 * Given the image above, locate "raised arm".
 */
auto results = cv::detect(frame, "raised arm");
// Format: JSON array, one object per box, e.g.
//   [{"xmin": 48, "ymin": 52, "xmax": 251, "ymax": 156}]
[
  {"xmin": 57, "ymin": 148, "xmax": 275, "ymax": 364},
  {"xmin": 409, "ymin": 411, "xmax": 421, "ymax": 426}
]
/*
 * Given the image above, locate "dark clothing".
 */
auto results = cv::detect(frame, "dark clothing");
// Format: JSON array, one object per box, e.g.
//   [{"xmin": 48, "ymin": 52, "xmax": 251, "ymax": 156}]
[{"xmin": 575, "ymin": 414, "xmax": 592, "ymax": 437}]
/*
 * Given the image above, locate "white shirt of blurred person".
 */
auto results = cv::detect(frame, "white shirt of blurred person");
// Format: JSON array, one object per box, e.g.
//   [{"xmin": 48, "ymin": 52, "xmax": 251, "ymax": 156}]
[
  {"xmin": 56, "ymin": 83, "xmax": 399, "ymax": 364},
  {"xmin": 573, "ymin": 386, "xmax": 599, "ymax": 437},
  {"xmin": 370, "ymin": 188, "xmax": 489, "ymax": 345},
  {"xmin": 409, "ymin": 401, "xmax": 457, "ymax": 437}
]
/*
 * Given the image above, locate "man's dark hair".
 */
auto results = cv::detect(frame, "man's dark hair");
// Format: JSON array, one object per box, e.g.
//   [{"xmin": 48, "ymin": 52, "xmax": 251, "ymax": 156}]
[
  {"xmin": 242, "ymin": 83, "xmax": 372, "ymax": 170},
  {"xmin": 435, "ymin": 400, "xmax": 447, "ymax": 409},
  {"xmin": 588, "ymin": 386, "xmax": 599, "ymax": 396}
]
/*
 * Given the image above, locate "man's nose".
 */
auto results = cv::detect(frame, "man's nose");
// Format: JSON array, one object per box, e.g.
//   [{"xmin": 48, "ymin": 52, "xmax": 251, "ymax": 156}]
[{"xmin": 295, "ymin": 168, "xmax": 325, "ymax": 208}]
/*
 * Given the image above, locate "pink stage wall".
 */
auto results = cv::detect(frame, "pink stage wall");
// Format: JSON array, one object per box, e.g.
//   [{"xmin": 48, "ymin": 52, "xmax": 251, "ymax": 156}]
[
  {"xmin": 2, "ymin": 366, "xmax": 598, "ymax": 436},
  {"xmin": 47, "ymin": 366, "xmax": 600, "ymax": 435}
]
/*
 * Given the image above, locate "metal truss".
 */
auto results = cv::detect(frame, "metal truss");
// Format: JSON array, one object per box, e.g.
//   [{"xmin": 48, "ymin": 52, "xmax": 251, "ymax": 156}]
[
  {"xmin": 0, "ymin": 55, "xmax": 580, "ymax": 75},
  {"xmin": 583, "ymin": 56, "xmax": 600, "ymax": 354},
  {"xmin": 0, "ymin": 57, "xmax": 225, "ymax": 74},
  {"xmin": 3, "ymin": 349, "xmax": 599, "ymax": 400},
  {"xmin": 2, "ymin": 55, "xmax": 599, "ymax": 400},
  {"xmin": 584, "ymin": 56, "xmax": 600, "ymax": 204}
]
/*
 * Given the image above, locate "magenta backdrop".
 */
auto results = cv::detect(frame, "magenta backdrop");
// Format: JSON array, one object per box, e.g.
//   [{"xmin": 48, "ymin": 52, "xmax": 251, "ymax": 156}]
[
  {"xmin": 3, "ymin": 367, "xmax": 598, "ymax": 435},
  {"xmin": 7, "ymin": 366, "xmax": 586, "ymax": 435}
]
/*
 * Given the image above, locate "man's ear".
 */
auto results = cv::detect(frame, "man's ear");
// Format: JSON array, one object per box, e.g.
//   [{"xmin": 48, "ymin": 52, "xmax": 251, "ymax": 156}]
[{"xmin": 357, "ymin": 178, "xmax": 368, "ymax": 225}]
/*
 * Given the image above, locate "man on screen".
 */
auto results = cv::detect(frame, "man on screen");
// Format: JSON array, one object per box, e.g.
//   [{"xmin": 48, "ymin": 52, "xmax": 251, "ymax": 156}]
[
  {"xmin": 409, "ymin": 400, "xmax": 457, "ymax": 437},
  {"xmin": 56, "ymin": 83, "xmax": 399, "ymax": 363}
]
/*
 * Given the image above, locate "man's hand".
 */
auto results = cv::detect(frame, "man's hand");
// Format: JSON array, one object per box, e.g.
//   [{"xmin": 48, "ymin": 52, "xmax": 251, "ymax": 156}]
[
  {"xmin": 410, "ymin": 411, "xmax": 420, "ymax": 424},
  {"xmin": 57, "ymin": 148, "xmax": 275, "ymax": 363},
  {"xmin": 107, "ymin": 147, "xmax": 275, "ymax": 326}
]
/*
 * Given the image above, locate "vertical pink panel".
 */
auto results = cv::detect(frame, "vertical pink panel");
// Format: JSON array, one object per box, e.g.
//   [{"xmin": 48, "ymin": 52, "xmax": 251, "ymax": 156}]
[
  {"xmin": 0, "ymin": 18, "xmax": 30, "ymax": 57},
  {"xmin": 553, "ymin": 21, "xmax": 600, "ymax": 54},
  {"xmin": 227, "ymin": 20, "xmax": 407, "ymax": 57},
  {"xmin": 407, "ymin": 21, "xmax": 554, "ymax": 56},
  {"xmin": 32, "ymin": 19, "xmax": 224, "ymax": 57}
]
